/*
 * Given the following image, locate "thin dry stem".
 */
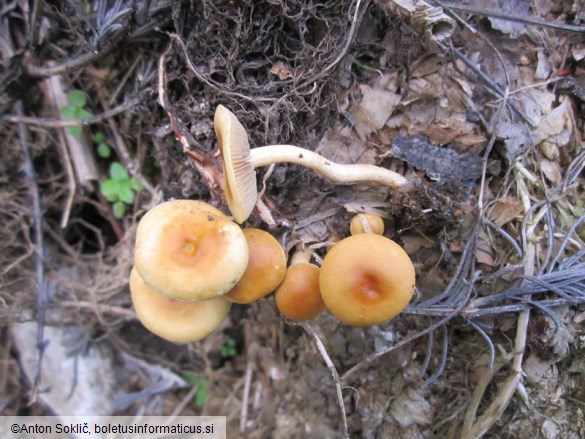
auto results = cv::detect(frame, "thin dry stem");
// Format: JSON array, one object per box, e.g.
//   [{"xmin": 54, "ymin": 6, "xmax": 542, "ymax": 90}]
[
  {"xmin": 300, "ymin": 323, "xmax": 349, "ymax": 439},
  {"xmin": 460, "ymin": 161, "xmax": 537, "ymax": 438},
  {"xmin": 240, "ymin": 362, "xmax": 253, "ymax": 432}
]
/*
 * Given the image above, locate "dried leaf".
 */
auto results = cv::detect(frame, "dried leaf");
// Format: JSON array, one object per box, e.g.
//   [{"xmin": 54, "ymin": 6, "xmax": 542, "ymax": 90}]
[
  {"xmin": 316, "ymin": 127, "xmax": 377, "ymax": 164},
  {"xmin": 12, "ymin": 313, "xmax": 117, "ymax": 415},
  {"xmin": 475, "ymin": 230, "xmax": 495, "ymax": 267},
  {"xmin": 385, "ymin": 113, "xmax": 411, "ymax": 130},
  {"xmin": 351, "ymin": 85, "xmax": 401, "ymax": 140},
  {"xmin": 534, "ymin": 98, "xmax": 571, "ymax": 144},
  {"xmin": 390, "ymin": 387, "xmax": 433, "ymax": 427},
  {"xmin": 486, "ymin": 0, "xmax": 530, "ymax": 37},
  {"xmin": 411, "ymin": 54, "xmax": 443, "ymax": 78},
  {"xmin": 524, "ymin": 354, "xmax": 556, "ymax": 384},
  {"xmin": 401, "ymin": 234, "xmax": 436, "ymax": 254},
  {"xmin": 425, "ymin": 122, "xmax": 461, "ymax": 145},
  {"xmin": 475, "ymin": 241, "xmax": 495, "ymax": 266},
  {"xmin": 496, "ymin": 122, "xmax": 530, "ymax": 163},
  {"xmin": 540, "ymin": 159, "xmax": 563, "ymax": 184},
  {"xmin": 522, "ymin": 88, "xmax": 556, "ymax": 126},
  {"xmin": 488, "ymin": 196, "xmax": 523, "ymax": 227},
  {"xmin": 572, "ymin": 47, "xmax": 585, "ymax": 62},
  {"xmin": 535, "ymin": 50, "xmax": 552, "ymax": 80},
  {"xmin": 539, "ymin": 141, "xmax": 560, "ymax": 160},
  {"xmin": 452, "ymin": 133, "xmax": 488, "ymax": 152}
]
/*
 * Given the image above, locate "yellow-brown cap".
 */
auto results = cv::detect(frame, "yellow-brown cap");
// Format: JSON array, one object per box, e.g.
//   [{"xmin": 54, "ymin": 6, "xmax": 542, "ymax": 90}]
[
  {"xmin": 275, "ymin": 263, "xmax": 325, "ymax": 321},
  {"xmin": 225, "ymin": 228, "xmax": 287, "ymax": 304},
  {"xmin": 319, "ymin": 234, "xmax": 415, "ymax": 326},
  {"xmin": 349, "ymin": 213, "xmax": 385, "ymax": 235},
  {"xmin": 130, "ymin": 267, "xmax": 232, "ymax": 343},
  {"xmin": 134, "ymin": 200, "xmax": 248, "ymax": 301}
]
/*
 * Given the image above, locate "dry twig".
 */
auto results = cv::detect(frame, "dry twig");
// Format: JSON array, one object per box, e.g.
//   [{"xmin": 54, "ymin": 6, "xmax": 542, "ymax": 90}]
[{"xmin": 15, "ymin": 100, "xmax": 51, "ymax": 405}]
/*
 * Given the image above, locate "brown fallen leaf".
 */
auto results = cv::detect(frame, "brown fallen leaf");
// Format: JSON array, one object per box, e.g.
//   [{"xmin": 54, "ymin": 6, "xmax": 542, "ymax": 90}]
[
  {"xmin": 475, "ymin": 241, "xmax": 495, "ymax": 267},
  {"xmin": 452, "ymin": 133, "xmax": 488, "ymax": 153},
  {"xmin": 351, "ymin": 84, "xmax": 402, "ymax": 140},
  {"xmin": 425, "ymin": 121, "xmax": 463, "ymax": 145},
  {"xmin": 488, "ymin": 196, "xmax": 523, "ymax": 227},
  {"xmin": 400, "ymin": 234, "xmax": 436, "ymax": 254},
  {"xmin": 540, "ymin": 158, "xmax": 563, "ymax": 184}
]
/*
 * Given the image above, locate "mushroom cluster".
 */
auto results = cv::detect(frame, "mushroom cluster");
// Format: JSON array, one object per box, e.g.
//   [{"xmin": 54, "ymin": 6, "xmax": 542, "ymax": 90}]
[
  {"xmin": 129, "ymin": 199, "xmax": 292, "ymax": 342},
  {"xmin": 129, "ymin": 107, "xmax": 416, "ymax": 342},
  {"xmin": 275, "ymin": 214, "xmax": 415, "ymax": 327},
  {"xmin": 129, "ymin": 200, "xmax": 250, "ymax": 342}
]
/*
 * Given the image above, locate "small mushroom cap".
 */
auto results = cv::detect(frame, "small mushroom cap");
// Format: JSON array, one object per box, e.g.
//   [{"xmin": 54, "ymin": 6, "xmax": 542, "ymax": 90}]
[
  {"xmin": 130, "ymin": 268, "xmax": 232, "ymax": 343},
  {"xmin": 350, "ymin": 213, "xmax": 385, "ymax": 235},
  {"xmin": 319, "ymin": 234, "xmax": 415, "ymax": 326},
  {"xmin": 214, "ymin": 105, "xmax": 258, "ymax": 223},
  {"xmin": 134, "ymin": 200, "xmax": 249, "ymax": 301},
  {"xmin": 225, "ymin": 228, "xmax": 287, "ymax": 304},
  {"xmin": 275, "ymin": 263, "xmax": 325, "ymax": 321}
]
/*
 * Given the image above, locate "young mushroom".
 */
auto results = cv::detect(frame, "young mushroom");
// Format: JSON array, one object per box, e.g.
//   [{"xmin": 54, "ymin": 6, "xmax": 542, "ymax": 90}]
[
  {"xmin": 319, "ymin": 234, "xmax": 415, "ymax": 326},
  {"xmin": 225, "ymin": 228, "xmax": 287, "ymax": 304},
  {"xmin": 349, "ymin": 213, "xmax": 385, "ymax": 235},
  {"xmin": 275, "ymin": 248, "xmax": 325, "ymax": 321},
  {"xmin": 214, "ymin": 105, "xmax": 409, "ymax": 223},
  {"xmin": 129, "ymin": 268, "xmax": 232, "ymax": 343},
  {"xmin": 134, "ymin": 199, "xmax": 249, "ymax": 301}
]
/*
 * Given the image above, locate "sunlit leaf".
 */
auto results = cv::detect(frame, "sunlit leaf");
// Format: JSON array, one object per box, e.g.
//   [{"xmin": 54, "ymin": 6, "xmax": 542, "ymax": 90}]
[
  {"xmin": 112, "ymin": 201, "xmax": 126, "ymax": 218},
  {"xmin": 97, "ymin": 143, "xmax": 111, "ymax": 158},
  {"xmin": 100, "ymin": 179, "xmax": 120, "ymax": 202},
  {"xmin": 109, "ymin": 162, "xmax": 128, "ymax": 180},
  {"xmin": 68, "ymin": 89, "xmax": 87, "ymax": 108}
]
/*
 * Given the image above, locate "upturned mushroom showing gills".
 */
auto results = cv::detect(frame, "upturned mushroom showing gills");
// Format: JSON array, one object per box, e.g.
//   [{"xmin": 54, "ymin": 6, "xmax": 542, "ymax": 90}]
[
  {"xmin": 134, "ymin": 200, "xmax": 249, "ymax": 301},
  {"xmin": 319, "ymin": 234, "xmax": 415, "ymax": 326},
  {"xmin": 225, "ymin": 228, "xmax": 287, "ymax": 304},
  {"xmin": 214, "ymin": 105, "xmax": 409, "ymax": 223},
  {"xmin": 130, "ymin": 268, "xmax": 231, "ymax": 343}
]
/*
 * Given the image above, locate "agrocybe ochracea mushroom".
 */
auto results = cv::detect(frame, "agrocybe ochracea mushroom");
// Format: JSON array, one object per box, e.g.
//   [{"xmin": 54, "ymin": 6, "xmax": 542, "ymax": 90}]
[
  {"xmin": 130, "ymin": 199, "xmax": 249, "ymax": 342},
  {"xmin": 225, "ymin": 228, "xmax": 287, "ymax": 304},
  {"xmin": 214, "ymin": 105, "xmax": 409, "ymax": 223},
  {"xmin": 129, "ymin": 104, "xmax": 415, "ymax": 340},
  {"xmin": 320, "ymin": 233, "xmax": 415, "ymax": 326},
  {"xmin": 130, "ymin": 200, "xmax": 293, "ymax": 341},
  {"xmin": 134, "ymin": 200, "xmax": 249, "ymax": 301},
  {"xmin": 349, "ymin": 213, "xmax": 385, "ymax": 236},
  {"xmin": 275, "ymin": 247, "xmax": 325, "ymax": 321}
]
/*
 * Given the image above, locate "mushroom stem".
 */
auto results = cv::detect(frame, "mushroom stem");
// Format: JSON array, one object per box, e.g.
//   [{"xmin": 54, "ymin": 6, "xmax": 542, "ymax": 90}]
[{"xmin": 249, "ymin": 145, "xmax": 407, "ymax": 189}]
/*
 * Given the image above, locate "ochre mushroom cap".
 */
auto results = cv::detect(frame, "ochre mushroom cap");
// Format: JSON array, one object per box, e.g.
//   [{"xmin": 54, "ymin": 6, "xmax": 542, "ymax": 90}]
[
  {"xmin": 350, "ymin": 213, "xmax": 385, "ymax": 236},
  {"xmin": 134, "ymin": 199, "xmax": 249, "ymax": 301},
  {"xmin": 130, "ymin": 268, "xmax": 232, "ymax": 343},
  {"xmin": 214, "ymin": 105, "xmax": 258, "ymax": 223},
  {"xmin": 275, "ymin": 263, "xmax": 325, "ymax": 321},
  {"xmin": 225, "ymin": 228, "xmax": 287, "ymax": 304},
  {"xmin": 319, "ymin": 234, "xmax": 415, "ymax": 326}
]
